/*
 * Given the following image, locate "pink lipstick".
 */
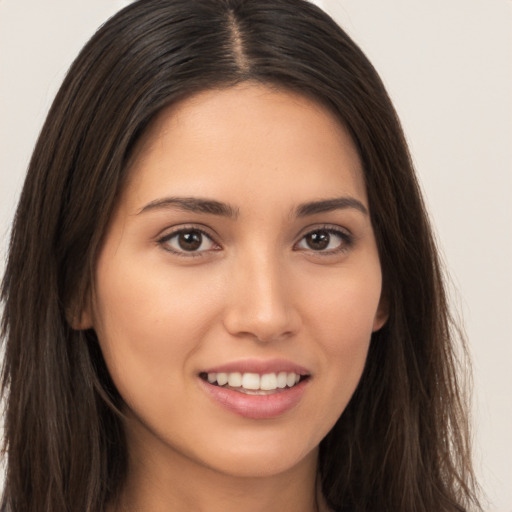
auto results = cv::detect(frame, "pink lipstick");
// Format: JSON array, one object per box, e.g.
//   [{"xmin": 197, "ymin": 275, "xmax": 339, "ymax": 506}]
[{"xmin": 198, "ymin": 359, "xmax": 310, "ymax": 419}]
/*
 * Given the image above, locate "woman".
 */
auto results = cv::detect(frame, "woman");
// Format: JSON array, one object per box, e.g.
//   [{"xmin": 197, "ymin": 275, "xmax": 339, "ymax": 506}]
[{"xmin": 0, "ymin": 0, "xmax": 481, "ymax": 511}]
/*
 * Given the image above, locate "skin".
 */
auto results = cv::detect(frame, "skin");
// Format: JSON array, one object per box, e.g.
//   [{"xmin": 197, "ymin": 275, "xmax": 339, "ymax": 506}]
[{"xmin": 79, "ymin": 83, "xmax": 387, "ymax": 512}]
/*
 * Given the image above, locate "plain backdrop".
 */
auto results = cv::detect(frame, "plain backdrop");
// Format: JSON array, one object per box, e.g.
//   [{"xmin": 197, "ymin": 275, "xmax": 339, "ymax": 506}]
[{"xmin": 0, "ymin": 1, "xmax": 511, "ymax": 510}]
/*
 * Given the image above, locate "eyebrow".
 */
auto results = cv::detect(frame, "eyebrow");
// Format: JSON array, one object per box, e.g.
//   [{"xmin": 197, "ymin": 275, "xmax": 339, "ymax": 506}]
[
  {"xmin": 137, "ymin": 195, "xmax": 368, "ymax": 218},
  {"xmin": 295, "ymin": 197, "xmax": 368, "ymax": 217},
  {"xmin": 137, "ymin": 197, "xmax": 240, "ymax": 218}
]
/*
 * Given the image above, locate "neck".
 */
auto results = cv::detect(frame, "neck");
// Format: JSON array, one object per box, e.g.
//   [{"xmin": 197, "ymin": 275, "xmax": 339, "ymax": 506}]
[{"xmin": 112, "ymin": 420, "xmax": 326, "ymax": 512}]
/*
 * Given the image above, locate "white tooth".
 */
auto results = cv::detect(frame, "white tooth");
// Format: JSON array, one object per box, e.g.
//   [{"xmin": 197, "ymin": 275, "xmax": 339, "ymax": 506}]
[
  {"xmin": 217, "ymin": 372, "xmax": 228, "ymax": 386},
  {"xmin": 286, "ymin": 373, "xmax": 296, "ymax": 387},
  {"xmin": 260, "ymin": 373, "xmax": 278, "ymax": 390},
  {"xmin": 277, "ymin": 371, "xmax": 287, "ymax": 389},
  {"xmin": 228, "ymin": 372, "xmax": 242, "ymax": 387},
  {"xmin": 242, "ymin": 373, "xmax": 260, "ymax": 390},
  {"xmin": 207, "ymin": 372, "xmax": 217, "ymax": 383},
  {"xmin": 295, "ymin": 373, "xmax": 301, "ymax": 384}
]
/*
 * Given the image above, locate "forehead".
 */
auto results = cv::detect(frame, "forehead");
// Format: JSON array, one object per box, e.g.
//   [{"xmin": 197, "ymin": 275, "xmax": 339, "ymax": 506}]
[{"xmin": 123, "ymin": 83, "xmax": 367, "ymax": 212}]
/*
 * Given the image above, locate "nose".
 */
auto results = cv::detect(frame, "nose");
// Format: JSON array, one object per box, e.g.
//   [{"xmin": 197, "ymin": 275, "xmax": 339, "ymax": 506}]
[{"xmin": 222, "ymin": 252, "xmax": 300, "ymax": 343}]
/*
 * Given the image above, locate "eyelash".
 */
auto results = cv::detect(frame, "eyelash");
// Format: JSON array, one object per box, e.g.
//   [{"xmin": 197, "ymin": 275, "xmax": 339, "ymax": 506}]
[
  {"xmin": 294, "ymin": 225, "xmax": 354, "ymax": 255},
  {"xmin": 157, "ymin": 226, "xmax": 219, "ymax": 258},
  {"xmin": 157, "ymin": 224, "xmax": 354, "ymax": 257}
]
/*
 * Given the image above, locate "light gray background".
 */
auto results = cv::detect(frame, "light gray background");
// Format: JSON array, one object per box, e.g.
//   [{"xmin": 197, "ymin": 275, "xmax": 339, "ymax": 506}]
[{"xmin": 1, "ymin": 1, "xmax": 511, "ymax": 510}]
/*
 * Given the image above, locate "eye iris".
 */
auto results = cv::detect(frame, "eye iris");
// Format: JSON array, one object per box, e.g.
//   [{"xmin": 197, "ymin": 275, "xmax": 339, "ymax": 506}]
[
  {"xmin": 178, "ymin": 231, "xmax": 202, "ymax": 251},
  {"xmin": 306, "ymin": 230, "xmax": 330, "ymax": 250}
]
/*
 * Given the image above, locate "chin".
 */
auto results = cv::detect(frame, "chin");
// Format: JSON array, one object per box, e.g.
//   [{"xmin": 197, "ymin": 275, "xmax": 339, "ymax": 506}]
[{"xmin": 199, "ymin": 443, "xmax": 319, "ymax": 479}]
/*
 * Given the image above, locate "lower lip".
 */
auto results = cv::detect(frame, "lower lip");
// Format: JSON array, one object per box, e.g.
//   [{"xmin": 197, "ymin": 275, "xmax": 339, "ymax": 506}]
[{"xmin": 199, "ymin": 378, "xmax": 308, "ymax": 419}]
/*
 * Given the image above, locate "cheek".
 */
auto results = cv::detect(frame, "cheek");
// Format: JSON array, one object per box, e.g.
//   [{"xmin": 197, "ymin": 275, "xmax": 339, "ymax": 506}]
[
  {"xmin": 304, "ymin": 264, "xmax": 382, "ymax": 342},
  {"xmin": 91, "ymin": 255, "xmax": 221, "ymax": 393},
  {"xmin": 301, "ymin": 265, "xmax": 381, "ymax": 398}
]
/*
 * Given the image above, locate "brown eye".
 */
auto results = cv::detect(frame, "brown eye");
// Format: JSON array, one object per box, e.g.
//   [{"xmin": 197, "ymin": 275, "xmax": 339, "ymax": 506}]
[
  {"xmin": 295, "ymin": 227, "xmax": 352, "ymax": 253},
  {"xmin": 304, "ymin": 230, "xmax": 330, "ymax": 250},
  {"xmin": 160, "ymin": 229, "xmax": 217, "ymax": 254},
  {"xmin": 178, "ymin": 231, "xmax": 203, "ymax": 251}
]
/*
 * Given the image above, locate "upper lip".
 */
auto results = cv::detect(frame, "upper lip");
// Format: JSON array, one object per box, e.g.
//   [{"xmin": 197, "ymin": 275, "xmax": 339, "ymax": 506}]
[{"xmin": 201, "ymin": 358, "xmax": 310, "ymax": 376}]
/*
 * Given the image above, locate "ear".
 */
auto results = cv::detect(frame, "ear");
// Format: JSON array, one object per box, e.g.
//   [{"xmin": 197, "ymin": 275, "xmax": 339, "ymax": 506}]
[
  {"xmin": 372, "ymin": 294, "xmax": 389, "ymax": 332},
  {"xmin": 66, "ymin": 299, "xmax": 94, "ymax": 331}
]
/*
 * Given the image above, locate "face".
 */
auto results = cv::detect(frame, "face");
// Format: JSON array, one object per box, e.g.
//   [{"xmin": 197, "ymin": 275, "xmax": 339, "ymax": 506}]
[{"xmin": 82, "ymin": 84, "xmax": 387, "ymax": 480}]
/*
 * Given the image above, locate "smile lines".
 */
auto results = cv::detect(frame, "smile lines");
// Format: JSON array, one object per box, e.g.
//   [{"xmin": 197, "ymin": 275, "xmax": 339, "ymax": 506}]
[{"xmin": 201, "ymin": 371, "xmax": 304, "ymax": 392}]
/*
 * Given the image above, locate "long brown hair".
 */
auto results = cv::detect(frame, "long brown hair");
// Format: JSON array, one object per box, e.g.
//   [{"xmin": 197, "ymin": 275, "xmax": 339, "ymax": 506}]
[{"xmin": 1, "ymin": 1, "xmax": 481, "ymax": 511}]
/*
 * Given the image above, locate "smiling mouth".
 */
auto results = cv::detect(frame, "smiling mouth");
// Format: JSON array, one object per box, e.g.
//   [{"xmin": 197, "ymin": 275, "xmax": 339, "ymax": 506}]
[{"xmin": 199, "ymin": 371, "xmax": 309, "ymax": 395}]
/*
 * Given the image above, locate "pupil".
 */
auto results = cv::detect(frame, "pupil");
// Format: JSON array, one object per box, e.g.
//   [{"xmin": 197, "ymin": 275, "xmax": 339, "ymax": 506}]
[
  {"xmin": 307, "ymin": 231, "xmax": 329, "ymax": 250},
  {"xmin": 178, "ymin": 231, "xmax": 202, "ymax": 251}
]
